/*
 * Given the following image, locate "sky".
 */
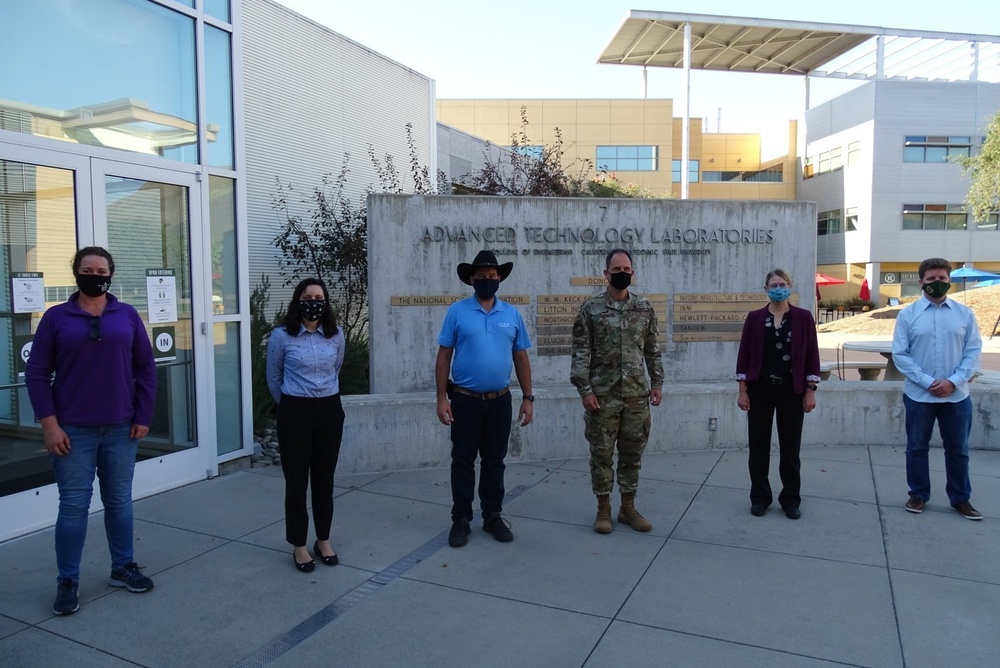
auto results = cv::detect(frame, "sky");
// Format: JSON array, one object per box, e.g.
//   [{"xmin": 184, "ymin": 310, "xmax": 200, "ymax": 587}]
[{"xmin": 274, "ymin": 0, "xmax": 1000, "ymax": 139}]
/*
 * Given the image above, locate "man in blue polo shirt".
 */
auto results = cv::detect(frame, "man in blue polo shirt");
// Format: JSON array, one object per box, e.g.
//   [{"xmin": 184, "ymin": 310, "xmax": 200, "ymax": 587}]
[{"xmin": 436, "ymin": 250, "xmax": 534, "ymax": 547}]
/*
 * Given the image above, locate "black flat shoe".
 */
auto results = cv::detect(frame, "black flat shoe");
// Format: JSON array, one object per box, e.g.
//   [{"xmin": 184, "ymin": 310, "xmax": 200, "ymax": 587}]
[
  {"xmin": 293, "ymin": 552, "xmax": 315, "ymax": 573},
  {"xmin": 314, "ymin": 540, "xmax": 339, "ymax": 566},
  {"xmin": 784, "ymin": 507, "xmax": 801, "ymax": 520},
  {"xmin": 750, "ymin": 504, "xmax": 767, "ymax": 517}
]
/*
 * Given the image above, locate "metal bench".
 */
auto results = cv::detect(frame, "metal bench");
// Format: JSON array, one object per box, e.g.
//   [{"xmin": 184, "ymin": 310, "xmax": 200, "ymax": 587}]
[{"xmin": 820, "ymin": 360, "xmax": 886, "ymax": 381}]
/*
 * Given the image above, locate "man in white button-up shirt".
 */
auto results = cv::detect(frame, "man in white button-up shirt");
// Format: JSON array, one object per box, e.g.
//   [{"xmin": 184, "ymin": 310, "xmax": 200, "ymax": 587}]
[{"xmin": 892, "ymin": 258, "xmax": 983, "ymax": 520}]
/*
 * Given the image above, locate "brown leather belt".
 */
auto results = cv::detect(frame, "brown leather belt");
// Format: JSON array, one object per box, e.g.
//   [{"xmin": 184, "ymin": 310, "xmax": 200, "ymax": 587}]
[{"xmin": 451, "ymin": 385, "xmax": 509, "ymax": 400}]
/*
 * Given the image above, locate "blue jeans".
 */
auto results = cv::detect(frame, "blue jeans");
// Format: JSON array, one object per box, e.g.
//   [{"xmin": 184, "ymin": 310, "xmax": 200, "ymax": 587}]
[
  {"xmin": 903, "ymin": 395, "xmax": 972, "ymax": 506},
  {"xmin": 51, "ymin": 421, "xmax": 137, "ymax": 582}
]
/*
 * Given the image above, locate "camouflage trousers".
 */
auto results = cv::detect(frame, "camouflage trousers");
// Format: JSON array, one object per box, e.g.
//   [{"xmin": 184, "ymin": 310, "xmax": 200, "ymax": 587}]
[{"xmin": 584, "ymin": 395, "xmax": 651, "ymax": 495}]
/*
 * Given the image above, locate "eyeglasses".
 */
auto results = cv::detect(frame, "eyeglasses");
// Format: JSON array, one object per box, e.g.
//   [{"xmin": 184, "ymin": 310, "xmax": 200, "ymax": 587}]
[{"xmin": 89, "ymin": 316, "xmax": 101, "ymax": 341}]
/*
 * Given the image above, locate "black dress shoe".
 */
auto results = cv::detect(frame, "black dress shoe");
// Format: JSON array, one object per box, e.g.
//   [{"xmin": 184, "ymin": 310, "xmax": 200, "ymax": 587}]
[
  {"xmin": 784, "ymin": 507, "xmax": 801, "ymax": 520},
  {"xmin": 750, "ymin": 504, "xmax": 767, "ymax": 517},
  {"xmin": 293, "ymin": 552, "xmax": 315, "ymax": 573},
  {"xmin": 314, "ymin": 540, "xmax": 339, "ymax": 566},
  {"xmin": 449, "ymin": 520, "xmax": 471, "ymax": 547},
  {"xmin": 483, "ymin": 514, "xmax": 513, "ymax": 542}
]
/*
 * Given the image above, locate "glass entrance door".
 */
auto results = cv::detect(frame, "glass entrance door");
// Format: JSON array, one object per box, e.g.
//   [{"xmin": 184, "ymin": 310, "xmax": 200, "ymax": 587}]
[
  {"xmin": 92, "ymin": 160, "xmax": 210, "ymax": 498},
  {"xmin": 0, "ymin": 157, "xmax": 81, "ymax": 502},
  {"xmin": 0, "ymin": 149, "xmax": 211, "ymax": 540},
  {"xmin": 93, "ymin": 161, "xmax": 206, "ymax": 494}
]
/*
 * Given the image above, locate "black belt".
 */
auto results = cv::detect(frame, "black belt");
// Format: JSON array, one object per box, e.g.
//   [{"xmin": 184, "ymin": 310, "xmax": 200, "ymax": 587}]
[
  {"xmin": 766, "ymin": 375, "xmax": 788, "ymax": 385},
  {"xmin": 451, "ymin": 385, "xmax": 509, "ymax": 400}
]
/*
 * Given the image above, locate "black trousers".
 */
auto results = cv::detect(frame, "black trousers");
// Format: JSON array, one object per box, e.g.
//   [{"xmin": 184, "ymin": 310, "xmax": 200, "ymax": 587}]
[
  {"xmin": 746, "ymin": 382, "xmax": 803, "ymax": 509},
  {"xmin": 449, "ymin": 392, "xmax": 512, "ymax": 522},
  {"xmin": 277, "ymin": 393, "xmax": 345, "ymax": 546}
]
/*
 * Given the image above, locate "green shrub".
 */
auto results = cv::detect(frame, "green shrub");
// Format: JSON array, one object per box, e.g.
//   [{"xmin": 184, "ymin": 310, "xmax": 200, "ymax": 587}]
[
  {"xmin": 250, "ymin": 276, "xmax": 278, "ymax": 431},
  {"xmin": 340, "ymin": 327, "xmax": 370, "ymax": 395},
  {"xmin": 844, "ymin": 297, "xmax": 877, "ymax": 310}
]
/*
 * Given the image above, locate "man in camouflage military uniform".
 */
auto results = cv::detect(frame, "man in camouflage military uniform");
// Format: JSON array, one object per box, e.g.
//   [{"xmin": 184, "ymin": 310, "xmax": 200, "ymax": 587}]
[{"xmin": 571, "ymin": 248, "xmax": 664, "ymax": 533}]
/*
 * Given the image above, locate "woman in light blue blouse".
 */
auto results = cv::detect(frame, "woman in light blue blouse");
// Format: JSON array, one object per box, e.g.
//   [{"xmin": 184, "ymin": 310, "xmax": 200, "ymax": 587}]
[{"xmin": 266, "ymin": 278, "xmax": 346, "ymax": 572}]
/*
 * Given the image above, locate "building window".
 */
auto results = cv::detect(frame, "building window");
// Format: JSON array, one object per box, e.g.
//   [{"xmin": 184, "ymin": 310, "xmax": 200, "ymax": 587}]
[
  {"xmin": 806, "ymin": 147, "xmax": 843, "ymax": 178},
  {"xmin": 205, "ymin": 25, "xmax": 235, "ymax": 168},
  {"xmin": 817, "ymin": 209, "xmax": 842, "ymax": 236},
  {"xmin": 845, "ymin": 207, "xmax": 859, "ymax": 232},
  {"xmin": 702, "ymin": 169, "xmax": 782, "ymax": 183},
  {"xmin": 847, "ymin": 142, "xmax": 861, "ymax": 167},
  {"xmin": 903, "ymin": 136, "xmax": 973, "ymax": 163},
  {"xmin": 515, "ymin": 146, "xmax": 544, "ymax": 160},
  {"xmin": 0, "ymin": 0, "xmax": 199, "ymax": 163},
  {"xmin": 596, "ymin": 146, "xmax": 657, "ymax": 171},
  {"xmin": 817, "ymin": 147, "xmax": 842, "ymax": 174},
  {"xmin": 670, "ymin": 159, "xmax": 700, "ymax": 183},
  {"xmin": 204, "ymin": 0, "xmax": 231, "ymax": 22},
  {"xmin": 902, "ymin": 204, "xmax": 967, "ymax": 230},
  {"xmin": 975, "ymin": 212, "xmax": 999, "ymax": 231}
]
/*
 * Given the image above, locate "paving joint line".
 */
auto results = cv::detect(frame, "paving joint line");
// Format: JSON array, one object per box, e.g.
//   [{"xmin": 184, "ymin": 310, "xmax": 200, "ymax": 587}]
[{"xmin": 233, "ymin": 484, "xmax": 533, "ymax": 667}]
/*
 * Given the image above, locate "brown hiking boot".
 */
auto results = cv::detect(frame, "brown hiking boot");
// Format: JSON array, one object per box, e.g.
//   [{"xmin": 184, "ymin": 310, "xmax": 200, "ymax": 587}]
[
  {"xmin": 594, "ymin": 494, "xmax": 613, "ymax": 534},
  {"xmin": 618, "ymin": 492, "xmax": 652, "ymax": 532}
]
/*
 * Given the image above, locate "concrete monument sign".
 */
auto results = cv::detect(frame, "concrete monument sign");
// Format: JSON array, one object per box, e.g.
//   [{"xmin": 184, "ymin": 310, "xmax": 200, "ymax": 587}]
[{"xmin": 368, "ymin": 194, "xmax": 817, "ymax": 394}]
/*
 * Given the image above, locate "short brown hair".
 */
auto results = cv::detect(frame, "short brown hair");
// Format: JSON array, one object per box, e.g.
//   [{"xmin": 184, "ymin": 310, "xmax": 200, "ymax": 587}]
[
  {"xmin": 917, "ymin": 258, "xmax": 952, "ymax": 280},
  {"xmin": 72, "ymin": 246, "xmax": 115, "ymax": 275},
  {"xmin": 765, "ymin": 268, "xmax": 792, "ymax": 287}
]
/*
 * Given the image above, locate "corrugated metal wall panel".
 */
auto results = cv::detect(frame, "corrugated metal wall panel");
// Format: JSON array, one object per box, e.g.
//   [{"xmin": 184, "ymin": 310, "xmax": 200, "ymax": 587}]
[{"xmin": 241, "ymin": 0, "xmax": 433, "ymax": 304}]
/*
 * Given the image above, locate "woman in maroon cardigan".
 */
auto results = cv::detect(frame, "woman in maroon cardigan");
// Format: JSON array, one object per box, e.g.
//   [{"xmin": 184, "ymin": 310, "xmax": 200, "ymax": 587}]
[{"xmin": 735, "ymin": 269, "xmax": 821, "ymax": 519}]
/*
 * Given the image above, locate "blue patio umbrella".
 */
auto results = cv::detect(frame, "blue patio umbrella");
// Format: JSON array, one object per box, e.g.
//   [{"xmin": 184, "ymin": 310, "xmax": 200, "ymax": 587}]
[
  {"xmin": 949, "ymin": 266, "xmax": 1000, "ymax": 301},
  {"xmin": 972, "ymin": 279, "xmax": 1000, "ymax": 288}
]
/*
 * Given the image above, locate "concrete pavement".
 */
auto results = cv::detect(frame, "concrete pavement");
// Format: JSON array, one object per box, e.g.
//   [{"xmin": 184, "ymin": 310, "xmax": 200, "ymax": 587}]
[{"xmin": 1, "ymin": 445, "xmax": 998, "ymax": 667}]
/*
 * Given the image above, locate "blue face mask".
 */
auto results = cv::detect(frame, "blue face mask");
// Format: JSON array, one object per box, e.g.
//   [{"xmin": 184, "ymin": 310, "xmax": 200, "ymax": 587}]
[{"xmin": 767, "ymin": 286, "xmax": 792, "ymax": 302}]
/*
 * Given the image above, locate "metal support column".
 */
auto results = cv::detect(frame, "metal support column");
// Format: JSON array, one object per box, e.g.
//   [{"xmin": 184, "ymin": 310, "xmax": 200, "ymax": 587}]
[{"xmin": 681, "ymin": 22, "xmax": 691, "ymax": 200}]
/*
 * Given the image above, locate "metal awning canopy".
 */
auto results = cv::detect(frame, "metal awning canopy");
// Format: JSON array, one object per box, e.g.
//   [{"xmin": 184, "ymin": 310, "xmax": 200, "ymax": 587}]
[{"xmin": 598, "ymin": 11, "xmax": 1000, "ymax": 82}]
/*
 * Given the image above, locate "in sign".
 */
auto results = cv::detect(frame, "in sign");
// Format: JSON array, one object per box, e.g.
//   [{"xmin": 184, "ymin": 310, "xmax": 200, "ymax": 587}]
[{"xmin": 156, "ymin": 332, "xmax": 174, "ymax": 352}]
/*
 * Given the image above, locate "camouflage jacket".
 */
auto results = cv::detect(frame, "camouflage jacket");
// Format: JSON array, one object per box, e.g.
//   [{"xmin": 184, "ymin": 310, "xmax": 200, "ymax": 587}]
[{"xmin": 570, "ymin": 291, "xmax": 664, "ymax": 398}]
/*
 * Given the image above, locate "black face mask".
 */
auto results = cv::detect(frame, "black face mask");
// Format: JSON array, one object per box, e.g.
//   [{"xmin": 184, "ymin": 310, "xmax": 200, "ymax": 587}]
[
  {"xmin": 473, "ymin": 278, "xmax": 500, "ymax": 300},
  {"xmin": 75, "ymin": 273, "xmax": 112, "ymax": 297},
  {"xmin": 298, "ymin": 300, "xmax": 326, "ymax": 322},
  {"xmin": 608, "ymin": 271, "xmax": 632, "ymax": 290},
  {"xmin": 922, "ymin": 280, "xmax": 950, "ymax": 299}
]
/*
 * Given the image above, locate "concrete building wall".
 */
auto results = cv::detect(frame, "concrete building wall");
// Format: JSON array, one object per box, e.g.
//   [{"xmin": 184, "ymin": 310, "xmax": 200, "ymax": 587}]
[
  {"xmin": 437, "ymin": 99, "xmax": 797, "ymax": 200},
  {"xmin": 872, "ymin": 81, "xmax": 998, "ymax": 263},
  {"xmin": 801, "ymin": 79, "xmax": 1000, "ymax": 303},
  {"xmin": 241, "ymin": 0, "xmax": 434, "ymax": 302},
  {"xmin": 436, "ymin": 122, "xmax": 511, "ymax": 188}
]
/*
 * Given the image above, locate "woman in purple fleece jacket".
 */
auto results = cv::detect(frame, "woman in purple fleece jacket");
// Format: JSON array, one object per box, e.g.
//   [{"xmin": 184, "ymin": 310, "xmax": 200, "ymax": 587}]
[
  {"xmin": 735, "ymin": 269, "xmax": 821, "ymax": 521},
  {"xmin": 25, "ymin": 247, "xmax": 157, "ymax": 616}
]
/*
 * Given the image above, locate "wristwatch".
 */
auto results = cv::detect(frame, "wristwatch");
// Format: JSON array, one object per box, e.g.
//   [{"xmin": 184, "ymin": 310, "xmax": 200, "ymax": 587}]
[
  {"xmin": 523, "ymin": 395, "xmax": 535, "ymax": 402},
  {"xmin": 806, "ymin": 384, "xmax": 818, "ymax": 391}
]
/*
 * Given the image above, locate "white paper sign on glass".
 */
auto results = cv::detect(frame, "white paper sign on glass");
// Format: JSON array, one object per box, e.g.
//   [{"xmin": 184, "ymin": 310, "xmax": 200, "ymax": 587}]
[
  {"xmin": 11, "ymin": 272, "xmax": 45, "ymax": 313},
  {"xmin": 146, "ymin": 269, "xmax": 178, "ymax": 323}
]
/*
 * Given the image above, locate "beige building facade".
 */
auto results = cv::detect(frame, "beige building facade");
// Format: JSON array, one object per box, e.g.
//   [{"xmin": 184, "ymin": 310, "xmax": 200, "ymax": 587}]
[{"xmin": 436, "ymin": 99, "xmax": 796, "ymax": 200}]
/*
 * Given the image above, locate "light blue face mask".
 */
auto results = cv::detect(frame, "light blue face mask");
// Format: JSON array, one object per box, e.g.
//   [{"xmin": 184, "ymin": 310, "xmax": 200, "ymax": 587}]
[{"xmin": 767, "ymin": 286, "xmax": 792, "ymax": 302}]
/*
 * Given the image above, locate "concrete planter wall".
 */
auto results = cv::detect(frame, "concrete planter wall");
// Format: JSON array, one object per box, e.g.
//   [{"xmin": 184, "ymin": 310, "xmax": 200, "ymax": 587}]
[{"xmin": 338, "ymin": 383, "xmax": 1000, "ymax": 474}]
